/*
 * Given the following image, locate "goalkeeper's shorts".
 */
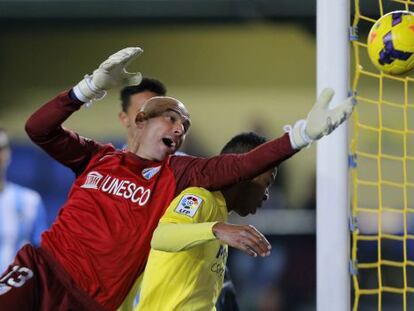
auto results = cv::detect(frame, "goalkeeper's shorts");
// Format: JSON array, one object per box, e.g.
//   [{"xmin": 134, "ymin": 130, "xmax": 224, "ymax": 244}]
[{"xmin": 0, "ymin": 244, "xmax": 105, "ymax": 311}]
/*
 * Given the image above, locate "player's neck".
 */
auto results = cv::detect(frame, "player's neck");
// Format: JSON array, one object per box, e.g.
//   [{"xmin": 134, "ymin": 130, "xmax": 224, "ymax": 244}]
[
  {"xmin": 127, "ymin": 129, "xmax": 142, "ymax": 153},
  {"xmin": 134, "ymin": 147, "xmax": 166, "ymax": 162},
  {"xmin": 127, "ymin": 138, "xmax": 139, "ymax": 153}
]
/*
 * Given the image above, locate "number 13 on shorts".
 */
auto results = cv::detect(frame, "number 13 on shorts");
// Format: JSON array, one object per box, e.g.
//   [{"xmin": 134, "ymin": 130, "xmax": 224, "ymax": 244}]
[{"xmin": 0, "ymin": 265, "xmax": 34, "ymax": 295}]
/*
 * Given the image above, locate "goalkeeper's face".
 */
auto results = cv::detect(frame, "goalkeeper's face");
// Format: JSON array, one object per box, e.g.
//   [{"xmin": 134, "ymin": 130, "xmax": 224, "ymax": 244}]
[
  {"xmin": 233, "ymin": 167, "xmax": 277, "ymax": 217},
  {"xmin": 133, "ymin": 97, "xmax": 191, "ymax": 161}
]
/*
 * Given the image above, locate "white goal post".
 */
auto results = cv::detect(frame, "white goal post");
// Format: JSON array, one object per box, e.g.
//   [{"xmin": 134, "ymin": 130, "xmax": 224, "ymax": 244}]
[{"xmin": 316, "ymin": 0, "xmax": 351, "ymax": 310}]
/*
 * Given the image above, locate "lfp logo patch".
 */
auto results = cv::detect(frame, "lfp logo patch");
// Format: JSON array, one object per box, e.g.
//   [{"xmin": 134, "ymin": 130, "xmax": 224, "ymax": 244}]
[{"xmin": 175, "ymin": 195, "xmax": 203, "ymax": 218}]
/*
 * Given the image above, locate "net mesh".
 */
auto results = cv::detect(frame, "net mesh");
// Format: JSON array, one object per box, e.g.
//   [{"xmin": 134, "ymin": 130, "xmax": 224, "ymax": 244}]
[{"xmin": 352, "ymin": 0, "xmax": 414, "ymax": 310}]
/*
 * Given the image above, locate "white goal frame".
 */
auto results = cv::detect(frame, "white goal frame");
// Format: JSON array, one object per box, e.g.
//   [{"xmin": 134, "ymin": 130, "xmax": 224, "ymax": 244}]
[{"xmin": 316, "ymin": 0, "xmax": 351, "ymax": 310}]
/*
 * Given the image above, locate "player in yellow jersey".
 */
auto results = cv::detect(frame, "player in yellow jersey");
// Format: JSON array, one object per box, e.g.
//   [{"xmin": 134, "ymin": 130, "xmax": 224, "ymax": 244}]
[{"xmin": 137, "ymin": 132, "xmax": 276, "ymax": 311}]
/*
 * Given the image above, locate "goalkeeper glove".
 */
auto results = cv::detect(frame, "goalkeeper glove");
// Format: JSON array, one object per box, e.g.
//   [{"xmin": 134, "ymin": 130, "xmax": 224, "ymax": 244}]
[
  {"xmin": 286, "ymin": 88, "xmax": 356, "ymax": 150},
  {"xmin": 73, "ymin": 47, "xmax": 143, "ymax": 104}
]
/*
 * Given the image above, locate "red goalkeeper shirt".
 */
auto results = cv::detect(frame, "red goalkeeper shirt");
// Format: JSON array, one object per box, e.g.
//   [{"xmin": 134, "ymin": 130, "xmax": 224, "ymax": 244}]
[{"xmin": 25, "ymin": 91, "xmax": 296, "ymax": 311}]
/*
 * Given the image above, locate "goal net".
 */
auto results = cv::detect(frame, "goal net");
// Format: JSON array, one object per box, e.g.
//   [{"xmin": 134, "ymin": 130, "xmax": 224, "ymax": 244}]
[{"xmin": 351, "ymin": 0, "xmax": 414, "ymax": 310}]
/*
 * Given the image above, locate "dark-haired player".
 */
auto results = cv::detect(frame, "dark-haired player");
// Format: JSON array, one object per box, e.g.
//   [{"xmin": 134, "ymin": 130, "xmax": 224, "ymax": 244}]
[{"xmin": 118, "ymin": 77, "xmax": 167, "ymax": 151}]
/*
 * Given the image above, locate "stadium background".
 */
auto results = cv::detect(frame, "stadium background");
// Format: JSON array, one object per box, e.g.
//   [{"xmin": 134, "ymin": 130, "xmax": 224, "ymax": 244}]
[{"xmin": 0, "ymin": 1, "xmax": 380, "ymax": 310}]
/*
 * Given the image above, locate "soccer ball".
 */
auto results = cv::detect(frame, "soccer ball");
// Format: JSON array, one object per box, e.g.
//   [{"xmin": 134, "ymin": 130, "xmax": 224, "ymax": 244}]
[{"xmin": 367, "ymin": 10, "xmax": 414, "ymax": 75}]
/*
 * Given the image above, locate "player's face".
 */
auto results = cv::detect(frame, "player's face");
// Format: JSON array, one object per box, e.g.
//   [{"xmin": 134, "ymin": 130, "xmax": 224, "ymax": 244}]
[
  {"xmin": 233, "ymin": 168, "xmax": 277, "ymax": 217},
  {"xmin": 118, "ymin": 91, "xmax": 159, "ymax": 140},
  {"xmin": 135, "ymin": 110, "xmax": 187, "ymax": 161}
]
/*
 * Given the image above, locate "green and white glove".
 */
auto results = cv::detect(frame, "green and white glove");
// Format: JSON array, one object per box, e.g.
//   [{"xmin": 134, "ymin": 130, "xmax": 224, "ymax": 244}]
[
  {"xmin": 285, "ymin": 88, "xmax": 356, "ymax": 150},
  {"xmin": 73, "ymin": 47, "xmax": 143, "ymax": 105}
]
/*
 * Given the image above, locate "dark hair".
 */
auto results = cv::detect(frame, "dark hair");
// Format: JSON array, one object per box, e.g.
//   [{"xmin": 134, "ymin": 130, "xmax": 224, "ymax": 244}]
[
  {"xmin": 120, "ymin": 77, "xmax": 167, "ymax": 112},
  {"xmin": 220, "ymin": 132, "xmax": 267, "ymax": 155}
]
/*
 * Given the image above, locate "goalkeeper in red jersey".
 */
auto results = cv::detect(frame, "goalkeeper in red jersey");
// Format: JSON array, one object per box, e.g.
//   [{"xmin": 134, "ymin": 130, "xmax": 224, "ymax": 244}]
[{"xmin": 0, "ymin": 47, "xmax": 355, "ymax": 311}]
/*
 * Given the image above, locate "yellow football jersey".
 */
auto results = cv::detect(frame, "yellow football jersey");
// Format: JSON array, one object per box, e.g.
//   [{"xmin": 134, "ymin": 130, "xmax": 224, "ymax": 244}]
[{"xmin": 136, "ymin": 187, "xmax": 228, "ymax": 311}]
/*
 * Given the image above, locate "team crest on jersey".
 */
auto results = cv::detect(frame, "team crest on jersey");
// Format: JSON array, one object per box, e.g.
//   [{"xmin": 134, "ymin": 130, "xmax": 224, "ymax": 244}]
[
  {"xmin": 81, "ymin": 171, "xmax": 103, "ymax": 189},
  {"xmin": 174, "ymin": 194, "xmax": 203, "ymax": 218},
  {"xmin": 142, "ymin": 166, "xmax": 161, "ymax": 180}
]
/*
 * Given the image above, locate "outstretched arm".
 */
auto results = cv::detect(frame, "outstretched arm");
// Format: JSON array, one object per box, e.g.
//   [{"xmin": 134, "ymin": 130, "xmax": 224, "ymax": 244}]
[
  {"xmin": 25, "ymin": 91, "xmax": 103, "ymax": 174},
  {"xmin": 72, "ymin": 47, "xmax": 142, "ymax": 105},
  {"xmin": 212, "ymin": 222, "xmax": 271, "ymax": 257},
  {"xmin": 172, "ymin": 89, "xmax": 355, "ymax": 192},
  {"xmin": 25, "ymin": 47, "xmax": 143, "ymax": 174},
  {"xmin": 172, "ymin": 133, "xmax": 295, "ymax": 192},
  {"xmin": 286, "ymin": 88, "xmax": 355, "ymax": 149},
  {"xmin": 151, "ymin": 222, "xmax": 271, "ymax": 258},
  {"xmin": 151, "ymin": 222, "xmax": 218, "ymax": 252},
  {"xmin": 151, "ymin": 187, "xmax": 269, "ymax": 257}
]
